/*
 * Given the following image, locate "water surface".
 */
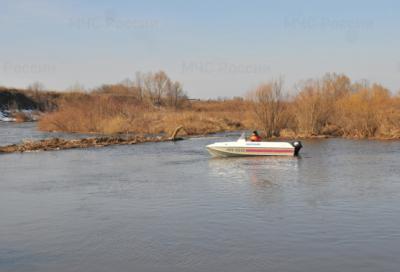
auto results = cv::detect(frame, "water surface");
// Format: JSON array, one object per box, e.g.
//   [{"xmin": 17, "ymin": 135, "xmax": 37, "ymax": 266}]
[
  {"xmin": 0, "ymin": 122, "xmax": 96, "ymax": 146},
  {"xmin": 1, "ymin": 124, "xmax": 400, "ymax": 272}
]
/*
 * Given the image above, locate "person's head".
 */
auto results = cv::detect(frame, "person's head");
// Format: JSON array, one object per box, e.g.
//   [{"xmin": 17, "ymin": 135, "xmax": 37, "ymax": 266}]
[{"xmin": 253, "ymin": 130, "xmax": 259, "ymax": 136}]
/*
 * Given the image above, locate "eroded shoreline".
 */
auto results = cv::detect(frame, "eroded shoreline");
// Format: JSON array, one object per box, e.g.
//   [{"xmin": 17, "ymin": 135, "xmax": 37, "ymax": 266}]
[{"xmin": 0, "ymin": 135, "xmax": 180, "ymax": 154}]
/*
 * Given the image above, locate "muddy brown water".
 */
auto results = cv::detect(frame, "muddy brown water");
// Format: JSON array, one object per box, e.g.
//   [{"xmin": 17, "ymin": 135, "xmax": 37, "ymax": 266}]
[{"xmin": 1, "ymin": 122, "xmax": 400, "ymax": 272}]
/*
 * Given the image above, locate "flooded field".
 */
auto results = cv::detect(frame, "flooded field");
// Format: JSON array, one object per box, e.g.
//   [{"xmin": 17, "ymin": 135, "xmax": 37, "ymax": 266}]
[{"xmin": 1, "ymin": 123, "xmax": 400, "ymax": 272}]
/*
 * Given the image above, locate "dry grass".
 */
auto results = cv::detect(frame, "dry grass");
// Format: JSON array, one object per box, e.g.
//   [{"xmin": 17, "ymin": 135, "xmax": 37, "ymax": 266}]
[
  {"xmin": 38, "ymin": 94, "xmax": 252, "ymax": 135},
  {"xmin": 37, "ymin": 73, "xmax": 400, "ymax": 139},
  {"xmin": 13, "ymin": 112, "xmax": 30, "ymax": 123}
]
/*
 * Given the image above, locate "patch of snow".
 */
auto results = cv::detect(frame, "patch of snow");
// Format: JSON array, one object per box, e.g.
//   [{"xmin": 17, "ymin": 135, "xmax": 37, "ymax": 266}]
[{"xmin": 0, "ymin": 110, "xmax": 16, "ymax": 122}]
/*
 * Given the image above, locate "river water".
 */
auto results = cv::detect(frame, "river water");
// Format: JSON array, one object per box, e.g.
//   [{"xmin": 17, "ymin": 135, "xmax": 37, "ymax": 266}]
[{"xmin": 1, "ymin": 123, "xmax": 400, "ymax": 272}]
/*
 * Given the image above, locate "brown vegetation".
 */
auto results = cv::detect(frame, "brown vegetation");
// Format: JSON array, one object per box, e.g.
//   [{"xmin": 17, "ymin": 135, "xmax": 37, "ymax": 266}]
[
  {"xmin": 0, "ymin": 135, "xmax": 177, "ymax": 154},
  {"xmin": 38, "ymin": 95, "xmax": 251, "ymax": 135},
  {"xmin": 38, "ymin": 71, "xmax": 252, "ymax": 135},
  {"xmin": 247, "ymin": 78, "xmax": 288, "ymax": 137},
  {"xmin": 291, "ymin": 75, "xmax": 400, "ymax": 139},
  {"xmin": 33, "ymin": 72, "xmax": 400, "ymax": 139},
  {"xmin": 13, "ymin": 111, "xmax": 31, "ymax": 122}
]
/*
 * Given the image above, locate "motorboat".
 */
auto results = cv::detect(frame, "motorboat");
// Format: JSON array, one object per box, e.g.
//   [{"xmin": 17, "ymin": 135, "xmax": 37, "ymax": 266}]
[{"xmin": 206, "ymin": 133, "xmax": 302, "ymax": 157}]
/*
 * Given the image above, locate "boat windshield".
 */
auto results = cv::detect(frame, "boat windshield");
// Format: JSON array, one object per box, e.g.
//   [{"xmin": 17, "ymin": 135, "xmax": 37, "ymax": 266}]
[{"xmin": 237, "ymin": 132, "xmax": 246, "ymax": 142}]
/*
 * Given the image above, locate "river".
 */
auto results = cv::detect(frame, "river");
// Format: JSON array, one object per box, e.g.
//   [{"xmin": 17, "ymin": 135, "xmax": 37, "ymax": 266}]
[{"xmin": 1, "ymin": 122, "xmax": 400, "ymax": 272}]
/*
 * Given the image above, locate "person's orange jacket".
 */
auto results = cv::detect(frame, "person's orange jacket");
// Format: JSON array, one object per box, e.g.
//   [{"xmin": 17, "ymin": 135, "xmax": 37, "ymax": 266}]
[{"xmin": 250, "ymin": 135, "xmax": 262, "ymax": 142}]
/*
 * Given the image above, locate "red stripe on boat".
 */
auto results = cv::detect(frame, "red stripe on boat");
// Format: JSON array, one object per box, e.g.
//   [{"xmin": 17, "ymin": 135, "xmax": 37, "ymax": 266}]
[{"xmin": 245, "ymin": 148, "xmax": 293, "ymax": 153}]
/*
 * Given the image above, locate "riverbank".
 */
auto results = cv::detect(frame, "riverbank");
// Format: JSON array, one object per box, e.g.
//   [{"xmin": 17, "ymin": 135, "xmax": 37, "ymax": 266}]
[
  {"xmin": 0, "ymin": 109, "xmax": 40, "ymax": 122},
  {"xmin": 0, "ymin": 87, "xmax": 57, "ymax": 122},
  {"xmin": 2, "ymin": 73, "xmax": 400, "ymax": 140},
  {"xmin": 37, "ymin": 73, "xmax": 400, "ymax": 140},
  {"xmin": 2, "ymin": 128, "xmax": 399, "ymax": 155},
  {"xmin": 0, "ymin": 135, "xmax": 181, "ymax": 154}
]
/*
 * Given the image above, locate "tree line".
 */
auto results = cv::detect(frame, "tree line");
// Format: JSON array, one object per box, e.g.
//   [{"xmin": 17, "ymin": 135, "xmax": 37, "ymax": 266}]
[
  {"xmin": 91, "ymin": 71, "xmax": 188, "ymax": 109},
  {"xmin": 249, "ymin": 73, "xmax": 400, "ymax": 138}
]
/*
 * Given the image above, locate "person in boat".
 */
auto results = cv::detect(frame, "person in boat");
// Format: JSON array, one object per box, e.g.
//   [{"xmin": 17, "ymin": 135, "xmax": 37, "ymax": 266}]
[{"xmin": 249, "ymin": 130, "xmax": 262, "ymax": 142}]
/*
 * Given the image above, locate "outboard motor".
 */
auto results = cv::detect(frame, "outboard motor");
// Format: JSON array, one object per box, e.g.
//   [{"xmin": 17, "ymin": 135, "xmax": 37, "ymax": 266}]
[{"xmin": 291, "ymin": 141, "xmax": 303, "ymax": 156}]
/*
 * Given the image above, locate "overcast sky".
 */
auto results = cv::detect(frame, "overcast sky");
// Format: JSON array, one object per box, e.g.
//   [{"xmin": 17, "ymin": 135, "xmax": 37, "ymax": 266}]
[{"xmin": 1, "ymin": 0, "xmax": 399, "ymax": 98}]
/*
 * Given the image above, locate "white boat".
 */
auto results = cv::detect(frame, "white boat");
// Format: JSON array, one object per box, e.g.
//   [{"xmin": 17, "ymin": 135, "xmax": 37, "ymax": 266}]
[{"xmin": 207, "ymin": 133, "xmax": 302, "ymax": 157}]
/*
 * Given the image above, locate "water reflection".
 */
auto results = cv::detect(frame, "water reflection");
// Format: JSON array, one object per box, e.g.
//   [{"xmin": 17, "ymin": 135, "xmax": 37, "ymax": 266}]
[
  {"xmin": 208, "ymin": 157, "xmax": 299, "ymax": 178},
  {"xmin": 208, "ymin": 156, "xmax": 299, "ymax": 187}
]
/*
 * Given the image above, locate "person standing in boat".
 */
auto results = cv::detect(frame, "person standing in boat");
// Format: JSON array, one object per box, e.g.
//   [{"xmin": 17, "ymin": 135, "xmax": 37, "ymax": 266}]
[{"xmin": 249, "ymin": 130, "xmax": 262, "ymax": 142}]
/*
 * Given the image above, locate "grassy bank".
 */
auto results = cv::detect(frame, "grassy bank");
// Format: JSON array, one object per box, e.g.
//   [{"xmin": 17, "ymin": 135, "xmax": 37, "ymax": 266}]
[
  {"xmin": 5, "ymin": 72, "xmax": 400, "ymax": 140},
  {"xmin": 38, "ymin": 95, "xmax": 253, "ymax": 135}
]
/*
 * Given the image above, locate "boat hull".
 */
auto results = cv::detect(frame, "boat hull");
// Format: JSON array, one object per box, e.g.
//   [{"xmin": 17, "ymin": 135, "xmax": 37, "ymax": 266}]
[{"xmin": 207, "ymin": 145, "xmax": 296, "ymax": 157}]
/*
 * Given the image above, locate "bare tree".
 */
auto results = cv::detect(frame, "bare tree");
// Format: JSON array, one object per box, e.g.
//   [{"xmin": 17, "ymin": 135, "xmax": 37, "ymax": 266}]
[
  {"xmin": 27, "ymin": 81, "xmax": 46, "ymax": 110},
  {"xmin": 166, "ymin": 81, "xmax": 186, "ymax": 109},
  {"xmin": 249, "ymin": 79, "xmax": 285, "ymax": 138},
  {"xmin": 293, "ymin": 74, "xmax": 352, "ymax": 136},
  {"xmin": 134, "ymin": 71, "xmax": 144, "ymax": 101},
  {"xmin": 293, "ymin": 83, "xmax": 324, "ymax": 135},
  {"xmin": 67, "ymin": 82, "xmax": 86, "ymax": 93},
  {"xmin": 27, "ymin": 81, "xmax": 45, "ymax": 92},
  {"xmin": 153, "ymin": 71, "xmax": 169, "ymax": 106}
]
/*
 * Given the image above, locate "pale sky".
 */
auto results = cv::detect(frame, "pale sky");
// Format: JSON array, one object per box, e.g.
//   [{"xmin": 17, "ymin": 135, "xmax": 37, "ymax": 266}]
[{"xmin": 1, "ymin": 0, "xmax": 399, "ymax": 98}]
